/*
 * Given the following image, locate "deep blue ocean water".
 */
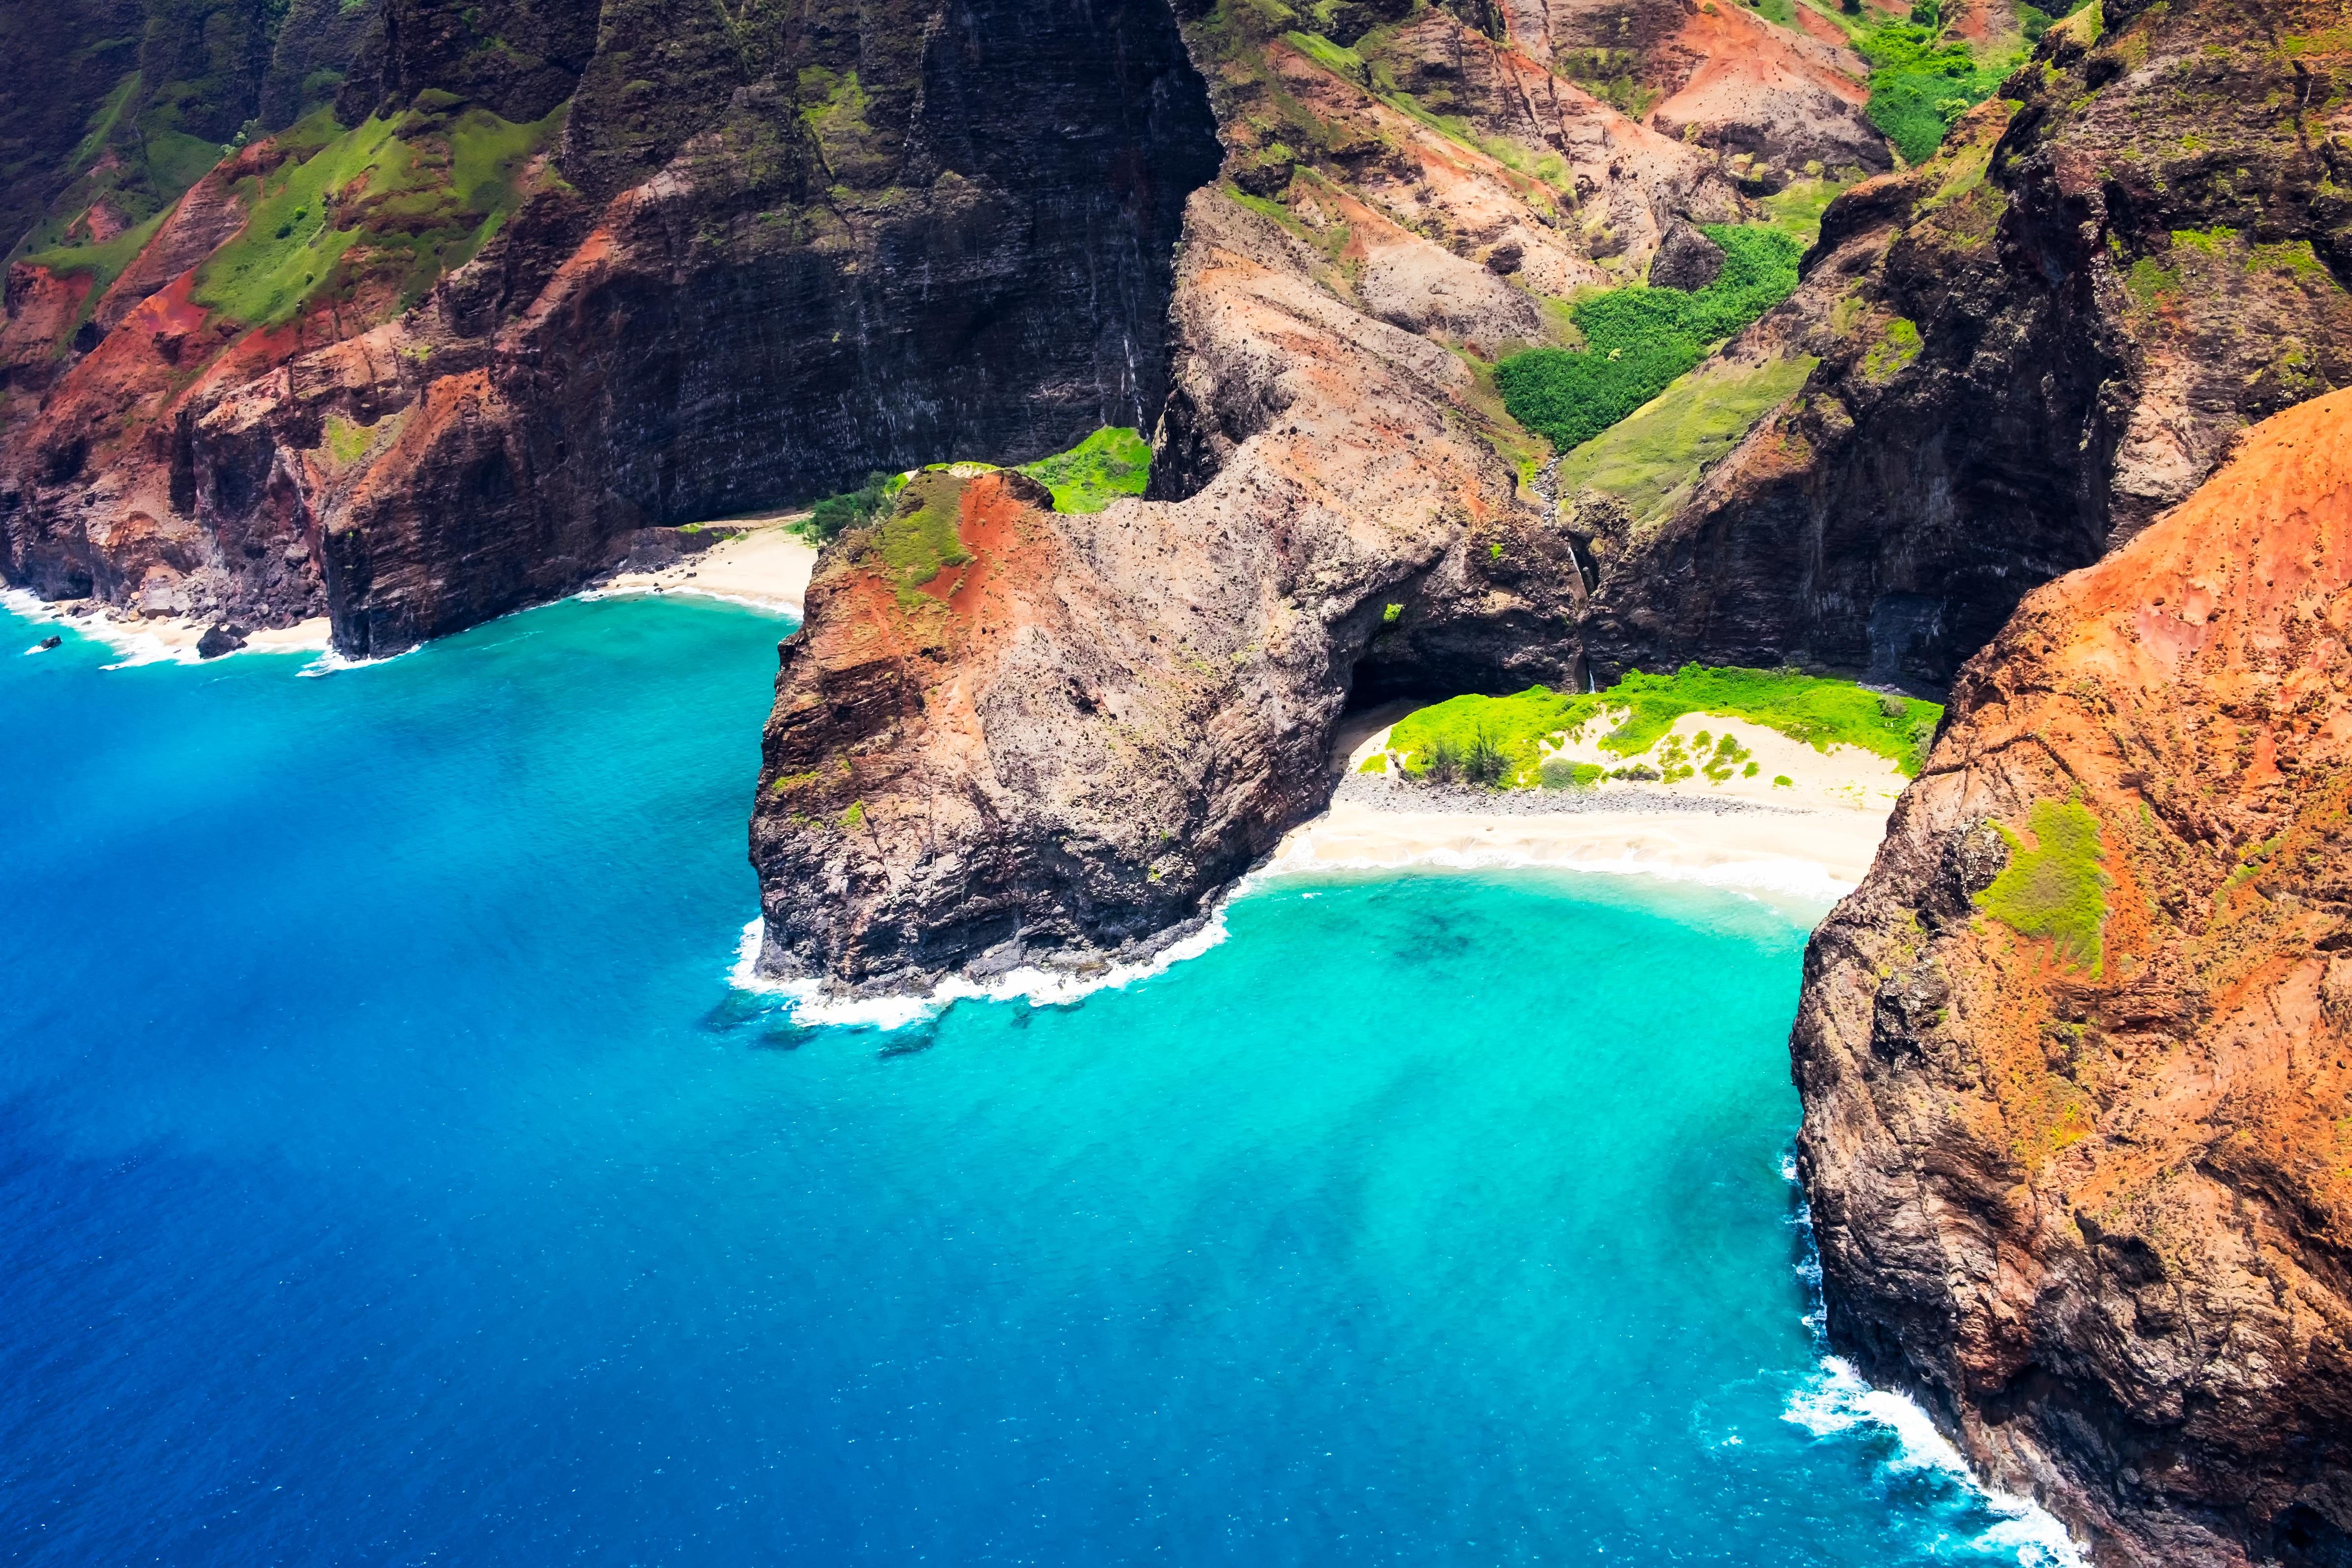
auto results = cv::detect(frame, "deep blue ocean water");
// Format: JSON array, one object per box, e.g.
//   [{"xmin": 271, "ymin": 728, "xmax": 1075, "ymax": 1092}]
[{"xmin": 0, "ymin": 597, "xmax": 2070, "ymax": 1565}]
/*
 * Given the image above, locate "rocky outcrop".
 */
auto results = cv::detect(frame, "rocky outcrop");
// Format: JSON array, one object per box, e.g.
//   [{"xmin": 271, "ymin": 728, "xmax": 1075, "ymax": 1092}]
[
  {"xmin": 1489, "ymin": 0, "xmax": 1891, "ymax": 176},
  {"xmin": 748, "ymin": 186, "xmax": 1586, "ymax": 988},
  {"xmin": 3, "ymin": 0, "xmax": 1222, "ymax": 653},
  {"xmin": 1793, "ymin": 389, "xmax": 2352, "ymax": 1567},
  {"xmin": 1578, "ymin": 0, "xmax": 2352, "ymax": 686}
]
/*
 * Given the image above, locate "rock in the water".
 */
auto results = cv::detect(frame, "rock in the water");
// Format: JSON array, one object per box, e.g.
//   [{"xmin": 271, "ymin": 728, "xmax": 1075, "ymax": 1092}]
[
  {"xmin": 1646, "ymin": 223, "xmax": 1723, "ymax": 291},
  {"xmin": 35, "ymin": 635, "xmax": 61, "ymax": 650},
  {"xmin": 196, "ymin": 624, "xmax": 248, "ymax": 659},
  {"xmin": 1791, "ymin": 387, "xmax": 2352, "ymax": 1568}
]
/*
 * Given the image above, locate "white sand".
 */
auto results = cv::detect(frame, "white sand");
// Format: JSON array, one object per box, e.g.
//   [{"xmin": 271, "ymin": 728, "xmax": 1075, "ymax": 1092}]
[
  {"xmin": 7, "ymin": 589, "xmax": 333, "ymax": 665},
  {"xmin": 1307, "ymin": 698, "xmax": 1913, "ymax": 895},
  {"xmin": 1270, "ymin": 799, "xmax": 1889, "ymax": 895},
  {"xmin": 1347, "ymin": 706, "xmax": 1912, "ymax": 815},
  {"xmin": 595, "ymin": 517, "xmax": 818, "ymax": 617}
]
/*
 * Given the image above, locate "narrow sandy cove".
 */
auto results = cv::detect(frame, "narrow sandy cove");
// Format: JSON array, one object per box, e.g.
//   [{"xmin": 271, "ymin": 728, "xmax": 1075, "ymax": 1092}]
[
  {"xmin": 595, "ymin": 520, "xmax": 819, "ymax": 616},
  {"xmin": 1270, "ymin": 799, "xmax": 1893, "ymax": 892}
]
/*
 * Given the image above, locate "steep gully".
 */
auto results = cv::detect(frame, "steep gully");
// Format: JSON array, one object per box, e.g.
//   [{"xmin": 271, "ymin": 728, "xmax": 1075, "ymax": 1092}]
[{"xmin": 4, "ymin": 0, "xmax": 2352, "ymax": 1556}]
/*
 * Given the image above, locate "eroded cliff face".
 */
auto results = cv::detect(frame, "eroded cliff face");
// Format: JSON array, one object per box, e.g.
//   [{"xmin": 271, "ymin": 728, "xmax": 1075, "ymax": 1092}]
[
  {"xmin": 749, "ymin": 185, "xmax": 1588, "ymax": 985},
  {"xmin": 742, "ymin": 0, "xmax": 1841, "ymax": 987},
  {"xmin": 1578, "ymin": 0, "xmax": 2352, "ymax": 686},
  {"xmin": 1794, "ymin": 389, "xmax": 2352, "ymax": 1567},
  {"xmin": 3, "ymin": 0, "xmax": 1221, "ymax": 652}
]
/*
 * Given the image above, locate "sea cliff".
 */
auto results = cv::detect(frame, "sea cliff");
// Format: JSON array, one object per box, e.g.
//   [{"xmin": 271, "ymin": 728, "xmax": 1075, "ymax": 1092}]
[{"xmin": 1792, "ymin": 390, "xmax": 2352, "ymax": 1567}]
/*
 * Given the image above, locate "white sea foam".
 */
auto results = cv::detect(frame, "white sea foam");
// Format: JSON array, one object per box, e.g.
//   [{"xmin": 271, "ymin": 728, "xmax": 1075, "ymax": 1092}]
[
  {"xmin": 728, "ymin": 880, "xmax": 1245, "ymax": 1030},
  {"xmin": 1778, "ymin": 1154, "xmax": 2084, "ymax": 1566},
  {"xmin": 1782, "ymin": 1359, "xmax": 2084, "ymax": 1565}
]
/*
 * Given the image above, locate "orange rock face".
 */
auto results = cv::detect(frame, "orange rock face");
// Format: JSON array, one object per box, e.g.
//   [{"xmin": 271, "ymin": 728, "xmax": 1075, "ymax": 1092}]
[{"xmin": 1794, "ymin": 389, "xmax": 2352, "ymax": 1566}]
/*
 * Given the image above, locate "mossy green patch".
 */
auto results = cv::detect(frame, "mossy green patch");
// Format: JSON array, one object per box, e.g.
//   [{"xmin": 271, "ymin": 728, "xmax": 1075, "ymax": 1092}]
[
  {"xmin": 1494, "ymin": 226, "xmax": 1803, "ymax": 452},
  {"xmin": 1757, "ymin": 177, "xmax": 1862, "ymax": 246},
  {"xmin": 191, "ymin": 102, "xmax": 561, "ymax": 328},
  {"xmin": 17, "ymin": 209, "xmax": 170, "ymax": 334},
  {"xmin": 1017, "ymin": 427, "xmax": 1152, "ymax": 513},
  {"xmin": 1554, "ymin": 355, "xmax": 1815, "ymax": 535},
  {"xmin": 1975, "ymin": 799, "xmax": 2111, "ymax": 975},
  {"xmin": 323, "ymin": 413, "xmax": 377, "ymax": 464},
  {"xmin": 872, "ymin": 470, "xmax": 974, "ymax": 603},
  {"xmin": 1860, "ymin": 317, "xmax": 1922, "ymax": 380}
]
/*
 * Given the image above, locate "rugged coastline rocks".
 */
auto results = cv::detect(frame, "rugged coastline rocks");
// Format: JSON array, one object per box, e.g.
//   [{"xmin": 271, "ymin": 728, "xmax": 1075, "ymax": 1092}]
[{"xmin": 1792, "ymin": 390, "xmax": 2352, "ymax": 1567}]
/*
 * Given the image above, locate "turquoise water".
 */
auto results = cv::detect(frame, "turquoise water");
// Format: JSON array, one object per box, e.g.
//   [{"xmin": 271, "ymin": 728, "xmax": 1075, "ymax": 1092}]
[{"xmin": 0, "ymin": 598, "xmax": 2065, "ymax": 1564}]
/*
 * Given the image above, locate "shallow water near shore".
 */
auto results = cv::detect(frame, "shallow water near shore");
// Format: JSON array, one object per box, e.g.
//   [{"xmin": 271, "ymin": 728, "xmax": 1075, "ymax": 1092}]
[{"xmin": 0, "ymin": 598, "xmax": 2070, "ymax": 1565}]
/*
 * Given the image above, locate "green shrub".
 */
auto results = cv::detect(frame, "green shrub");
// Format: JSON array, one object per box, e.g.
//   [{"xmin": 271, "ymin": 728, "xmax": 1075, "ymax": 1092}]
[
  {"xmin": 1975, "ymin": 800, "xmax": 2111, "ymax": 975},
  {"xmin": 1385, "ymin": 666, "xmax": 1945, "ymax": 791},
  {"xmin": 1463, "ymin": 730, "xmax": 1510, "ymax": 788},
  {"xmin": 807, "ymin": 472, "xmax": 893, "ymax": 540},
  {"xmin": 1017, "ymin": 427, "xmax": 1151, "ymax": 513},
  {"xmin": 1774, "ymin": 775, "xmax": 1794, "ymax": 787},
  {"xmin": 1540, "ymin": 758, "xmax": 1605, "ymax": 789},
  {"xmin": 1494, "ymin": 227, "xmax": 1803, "ymax": 452},
  {"xmin": 1858, "ymin": 18, "xmax": 2009, "ymax": 164},
  {"xmin": 1389, "ymin": 687, "xmax": 1589, "ymax": 786}
]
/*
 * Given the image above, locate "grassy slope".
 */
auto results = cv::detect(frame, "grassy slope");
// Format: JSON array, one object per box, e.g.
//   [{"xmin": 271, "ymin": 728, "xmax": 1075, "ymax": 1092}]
[
  {"xmin": 1976, "ymin": 799, "xmax": 2110, "ymax": 974},
  {"xmin": 1386, "ymin": 666, "xmax": 1946, "ymax": 787},
  {"xmin": 872, "ymin": 469, "xmax": 974, "ymax": 602},
  {"xmin": 1493, "ymin": 226, "xmax": 1803, "ymax": 452},
  {"xmin": 1018, "ymin": 427, "xmax": 1152, "ymax": 512},
  {"xmin": 192, "ymin": 101, "xmax": 562, "ymax": 328},
  {"xmin": 1553, "ymin": 355, "xmax": 1816, "ymax": 532}
]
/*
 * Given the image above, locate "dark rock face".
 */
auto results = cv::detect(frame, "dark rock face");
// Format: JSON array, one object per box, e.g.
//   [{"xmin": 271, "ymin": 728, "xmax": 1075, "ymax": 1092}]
[
  {"xmin": 1792, "ymin": 390, "xmax": 2352, "ymax": 1567},
  {"xmin": 747, "ymin": 190, "xmax": 1585, "ymax": 991},
  {"xmin": 1646, "ymin": 221, "xmax": 1723, "ymax": 290},
  {"xmin": 336, "ymin": 0, "xmax": 594, "ymax": 124},
  {"xmin": 1579, "ymin": 0, "xmax": 2352, "ymax": 687},
  {"xmin": 318, "ymin": 0, "xmax": 1220, "ymax": 655},
  {"xmin": 2, "ymin": 0, "xmax": 1222, "ymax": 656},
  {"xmin": 195, "ymin": 622, "xmax": 247, "ymax": 657}
]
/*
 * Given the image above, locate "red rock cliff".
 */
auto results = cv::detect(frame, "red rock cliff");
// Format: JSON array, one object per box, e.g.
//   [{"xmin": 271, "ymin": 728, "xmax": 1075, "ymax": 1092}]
[{"xmin": 1793, "ymin": 388, "xmax": 2352, "ymax": 1566}]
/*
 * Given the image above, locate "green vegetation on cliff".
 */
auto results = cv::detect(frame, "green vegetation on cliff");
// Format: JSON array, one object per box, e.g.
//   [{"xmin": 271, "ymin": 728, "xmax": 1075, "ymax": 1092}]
[
  {"xmin": 191, "ymin": 99, "xmax": 561, "ymax": 327},
  {"xmin": 1493, "ymin": 228, "xmax": 1803, "ymax": 452},
  {"xmin": 1850, "ymin": 0, "xmax": 2024, "ymax": 163},
  {"xmin": 872, "ymin": 469, "xmax": 974, "ymax": 603},
  {"xmin": 1580, "ymin": 667, "xmax": 1940, "ymax": 772},
  {"xmin": 1018, "ymin": 427, "xmax": 1152, "ymax": 512},
  {"xmin": 1383, "ymin": 666, "xmax": 1945, "ymax": 788},
  {"xmin": 1975, "ymin": 799, "xmax": 2110, "ymax": 975},
  {"xmin": 1554, "ymin": 355, "xmax": 1816, "ymax": 535}
]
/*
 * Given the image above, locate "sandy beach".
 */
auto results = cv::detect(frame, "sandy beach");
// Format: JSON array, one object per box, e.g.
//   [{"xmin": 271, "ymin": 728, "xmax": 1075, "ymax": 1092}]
[
  {"xmin": 1289, "ymin": 697, "xmax": 1912, "ymax": 895},
  {"xmin": 1269, "ymin": 794, "xmax": 1891, "ymax": 894},
  {"xmin": 594, "ymin": 518, "xmax": 819, "ymax": 617},
  {"xmin": 7, "ymin": 590, "xmax": 335, "ymax": 665}
]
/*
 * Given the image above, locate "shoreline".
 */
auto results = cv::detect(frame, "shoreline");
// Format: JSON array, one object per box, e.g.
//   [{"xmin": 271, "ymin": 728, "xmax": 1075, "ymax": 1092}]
[
  {"xmin": 1270, "ymin": 778, "xmax": 1894, "ymax": 897},
  {"xmin": 7, "ymin": 523, "xmax": 814, "ymax": 671},
  {"xmin": 590, "ymin": 520, "xmax": 818, "ymax": 618},
  {"xmin": 5, "ymin": 588, "xmax": 334, "ymax": 667}
]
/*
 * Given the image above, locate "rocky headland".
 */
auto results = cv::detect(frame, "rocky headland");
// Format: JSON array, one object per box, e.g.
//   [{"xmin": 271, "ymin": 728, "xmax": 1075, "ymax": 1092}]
[
  {"xmin": 9, "ymin": 0, "xmax": 2352, "ymax": 1551},
  {"xmin": 1794, "ymin": 390, "xmax": 2352, "ymax": 1567}
]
